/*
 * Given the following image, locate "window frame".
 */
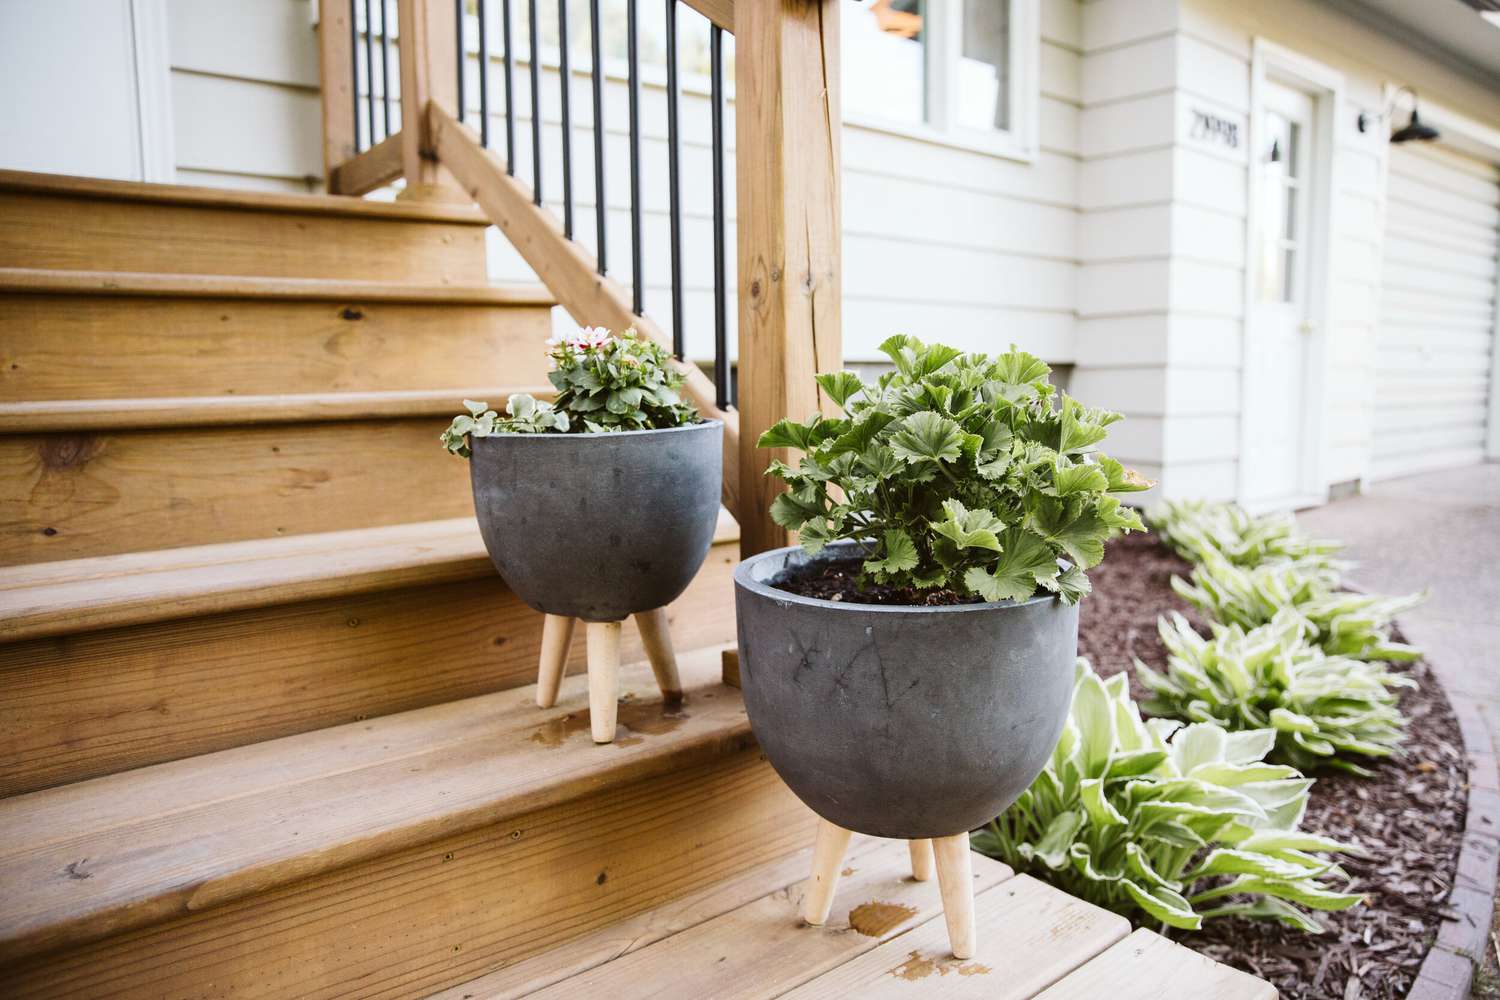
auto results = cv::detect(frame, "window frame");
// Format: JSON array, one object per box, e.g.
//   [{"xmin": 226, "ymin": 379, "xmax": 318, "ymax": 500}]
[{"xmin": 841, "ymin": 0, "xmax": 1040, "ymax": 163}]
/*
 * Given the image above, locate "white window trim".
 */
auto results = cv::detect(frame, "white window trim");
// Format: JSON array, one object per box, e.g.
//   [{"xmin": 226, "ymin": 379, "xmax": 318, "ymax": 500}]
[{"xmin": 842, "ymin": 0, "xmax": 1039, "ymax": 163}]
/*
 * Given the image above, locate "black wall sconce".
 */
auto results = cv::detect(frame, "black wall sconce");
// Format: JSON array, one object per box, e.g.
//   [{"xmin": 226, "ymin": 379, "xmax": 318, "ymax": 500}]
[{"xmin": 1357, "ymin": 85, "xmax": 1441, "ymax": 144}]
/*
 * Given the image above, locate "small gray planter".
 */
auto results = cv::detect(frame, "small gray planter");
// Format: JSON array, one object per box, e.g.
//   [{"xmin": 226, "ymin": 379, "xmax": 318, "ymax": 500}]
[
  {"xmin": 469, "ymin": 420, "xmax": 722, "ymax": 623},
  {"xmin": 733, "ymin": 540, "xmax": 1079, "ymax": 840}
]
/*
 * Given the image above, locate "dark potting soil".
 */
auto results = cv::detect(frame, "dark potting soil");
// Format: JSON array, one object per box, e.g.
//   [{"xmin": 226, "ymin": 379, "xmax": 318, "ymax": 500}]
[
  {"xmin": 1086, "ymin": 534, "xmax": 1468, "ymax": 1000},
  {"xmin": 771, "ymin": 557, "xmax": 984, "ymax": 607}
]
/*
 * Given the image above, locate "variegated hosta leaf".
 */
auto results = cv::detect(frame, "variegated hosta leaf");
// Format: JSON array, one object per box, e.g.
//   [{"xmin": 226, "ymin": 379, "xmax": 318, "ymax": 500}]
[
  {"xmin": 1148, "ymin": 499, "xmax": 1347, "ymax": 582},
  {"xmin": 973, "ymin": 658, "xmax": 1359, "ymax": 934}
]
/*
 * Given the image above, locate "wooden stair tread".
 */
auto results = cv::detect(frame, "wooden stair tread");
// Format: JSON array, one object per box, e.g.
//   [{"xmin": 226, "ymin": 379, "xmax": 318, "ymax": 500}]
[
  {"xmin": 0, "ymin": 646, "xmax": 747, "ymax": 963},
  {"xmin": 0, "ymin": 170, "xmax": 492, "ymax": 224},
  {"xmin": 0, "ymin": 512, "xmax": 738, "ymax": 643},
  {"xmin": 0, "ymin": 387, "xmax": 555, "ymax": 432},
  {"xmin": 0, "ymin": 518, "xmax": 493, "ymax": 642},
  {"xmin": 0, "ymin": 267, "xmax": 554, "ymax": 303}
]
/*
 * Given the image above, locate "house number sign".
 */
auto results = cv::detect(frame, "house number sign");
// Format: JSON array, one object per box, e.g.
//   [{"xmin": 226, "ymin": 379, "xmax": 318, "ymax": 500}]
[{"xmin": 1189, "ymin": 109, "xmax": 1240, "ymax": 149}]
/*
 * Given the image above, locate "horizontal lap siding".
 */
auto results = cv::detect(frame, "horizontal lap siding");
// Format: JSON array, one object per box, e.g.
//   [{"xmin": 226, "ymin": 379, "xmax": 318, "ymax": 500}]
[
  {"xmin": 166, "ymin": 0, "xmax": 1084, "ymax": 365},
  {"xmin": 1372, "ymin": 144, "xmax": 1499, "ymax": 480}
]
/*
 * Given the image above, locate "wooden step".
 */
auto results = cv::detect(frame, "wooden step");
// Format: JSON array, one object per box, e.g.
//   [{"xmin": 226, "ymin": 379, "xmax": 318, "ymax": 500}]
[
  {"xmin": 0, "ymin": 170, "xmax": 490, "ymax": 284},
  {"xmin": 0, "ymin": 268, "xmax": 555, "ymax": 429},
  {"xmin": 0, "ymin": 649, "xmax": 816, "ymax": 999},
  {"xmin": 0, "ymin": 514, "xmax": 739, "ymax": 795},
  {"xmin": 431, "ymin": 838, "xmax": 1272, "ymax": 1000}
]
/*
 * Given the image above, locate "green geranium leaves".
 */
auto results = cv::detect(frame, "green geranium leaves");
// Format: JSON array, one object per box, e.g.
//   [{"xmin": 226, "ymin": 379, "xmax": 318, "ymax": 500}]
[{"xmin": 756, "ymin": 337, "xmax": 1151, "ymax": 604}]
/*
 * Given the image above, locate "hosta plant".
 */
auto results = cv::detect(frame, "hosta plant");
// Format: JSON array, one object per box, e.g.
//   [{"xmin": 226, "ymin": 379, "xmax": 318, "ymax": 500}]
[
  {"xmin": 1137, "ymin": 611, "xmax": 1413, "ymax": 775},
  {"xmin": 759, "ymin": 336, "xmax": 1150, "ymax": 604},
  {"xmin": 972, "ymin": 659, "xmax": 1362, "ymax": 932},
  {"xmin": 1171, "ymin": 551, "xmax": 1424, "ymax": 662},
  {"xmin": 1149, "ymin": 500, "xmax": 1346, "ymax": 584},
  {"xmin": 441, "ymin": 327, "xmax": 698, "ymax": 455}
]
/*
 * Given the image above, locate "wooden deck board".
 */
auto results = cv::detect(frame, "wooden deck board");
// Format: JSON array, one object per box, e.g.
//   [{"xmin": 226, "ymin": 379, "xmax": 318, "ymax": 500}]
[{"xmin": 1035, "ymin": 927, "xmax": 1278, "ymax": 1000}]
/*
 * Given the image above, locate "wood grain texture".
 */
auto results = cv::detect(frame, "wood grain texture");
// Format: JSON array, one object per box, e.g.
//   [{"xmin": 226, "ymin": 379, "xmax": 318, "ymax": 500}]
[
  {"xmin": 0, "ymin": 418, "xmax": 474, "ymax": 565},
  {"xmin": 523, "ymin": 840, "xmax": 1012, "ymax": 1000},
  {"xmin": 779, "ymin": 875, "xmax": 1130, "ymax": 999},
  {"xmin": 803, "ymin": 818, "xmax": 854, "ymax": 925},
  {"xmin": 0, "ymin": 268, "xmax": 553, "ymax": 303},
  {"xmin": 396, "ymin": 3, "xmax": 459, "ymax": 194},
  {"xmin": 0, "ymin": 650, "xmax": 755, "ymax": 964},
  {"xmin": 1034, "ymin": 927, "xmax": 1277, "ymax": 1000},
  {"xmin": 682, "ymin": 0, "xmax": 734, "ymax": 32},
  {"xmin": 3, "ymin": 748, "xmax": 815, "ymax": 999},
  {"xmin": 329, "ymin": 132, "xmax": 404, "ymax": 195},
  {"xmin": 0, "ymin": 189, "xmax": 487, "ymax": 284},
  {"xmin": 0, "ymin": 533, "xmax": 737, "ymax": 796},
  {"xmin": 0, "ymin": 291, "xmax": 551, "ymax": 405},
  {"xmin": 424, "ymin": 837, "xmax": 896, "ymax": 1000},
  {"xmin": 0, "ymin": 169, "xmax": 489, "ymax": 223},
  {"xmin": 734, "ymin": 0, "xmax": 843, "ymax": 557},
  {"xmin": 428, "ymin": 102, "xmax": 741, "ymax": 513},
  {"xmin": 317, "ymin": 0, "xmax": 357, "ymax": 178}
]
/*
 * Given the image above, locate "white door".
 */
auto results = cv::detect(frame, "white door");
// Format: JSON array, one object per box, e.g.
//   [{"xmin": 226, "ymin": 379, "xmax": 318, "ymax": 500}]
[
  {"xmin": 1373, "ymin": 143, "xmax": 1499, "ymax": 479},
  {"xmin": 0, "ymin": 0, "xmax": 173, "ymax": 182},
  {"xmin": 1243, "ymin": 80, "xmax": 1318, "ymax": 507}
]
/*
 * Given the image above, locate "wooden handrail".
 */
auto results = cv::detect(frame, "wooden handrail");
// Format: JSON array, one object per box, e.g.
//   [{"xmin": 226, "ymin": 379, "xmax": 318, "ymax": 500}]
[
  {"xmin": 328, "ymin": 133, "xmax": 404, "ymax": 196},
  {"xmin": 427, "ymin": 101, "xmax": 742, "ymax": 514},
  {"xmin": 683, "ymin": 0, "xmax": 734, "ymax": 33}
]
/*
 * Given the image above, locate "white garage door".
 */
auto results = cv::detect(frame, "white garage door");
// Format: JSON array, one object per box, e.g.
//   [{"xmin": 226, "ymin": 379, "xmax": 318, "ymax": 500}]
[{"xmin": 1374, "ymin": 143, "xmax": 1499, "ymax": 480}]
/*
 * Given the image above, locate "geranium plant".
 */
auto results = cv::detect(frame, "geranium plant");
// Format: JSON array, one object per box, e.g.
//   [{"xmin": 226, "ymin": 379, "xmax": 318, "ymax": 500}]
[
  {"xmin": 441, "ymin": 327, "xmax": 698, "ymax": 455},
  {"xmin": 972, "ymin": 659, "xmax": 1362, "ymax": 932},
  {"xmin": 758, "ymin": 336, "xmax": 1150, "ymax": 604},
  {"xmin": 1138, "ymin": 611, "xmax": 1412, "ymax": 774}
]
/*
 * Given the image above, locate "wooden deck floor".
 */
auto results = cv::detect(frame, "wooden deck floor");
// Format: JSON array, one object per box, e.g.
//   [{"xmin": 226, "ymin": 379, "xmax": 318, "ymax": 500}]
[{"xmin": 431, "ymin": 838, "xmax": 1276, "ymax": 999}]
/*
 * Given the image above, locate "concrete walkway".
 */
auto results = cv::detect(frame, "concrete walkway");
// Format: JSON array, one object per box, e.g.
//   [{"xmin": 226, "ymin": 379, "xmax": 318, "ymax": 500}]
[{"xmin": 1297, "ymin": 463, "xmax": 1500, "ymax": 719}]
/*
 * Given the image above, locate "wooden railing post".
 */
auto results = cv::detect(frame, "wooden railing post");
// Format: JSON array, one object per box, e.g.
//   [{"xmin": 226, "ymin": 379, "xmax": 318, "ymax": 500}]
[
  {"xmin": 317, "ymin": 0, "xmax": 357, "ymax": 185},
  {"xmin": 397, "ymin": 0, "xmax": 463, "ymax": 200},
  {"xmin": 735, "ymin": 0, "xmax": 843, "ymax": 558}
]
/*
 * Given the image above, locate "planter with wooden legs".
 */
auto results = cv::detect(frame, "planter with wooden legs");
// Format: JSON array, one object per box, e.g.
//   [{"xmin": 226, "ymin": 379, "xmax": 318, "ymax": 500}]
[
  {"xmin": 733, "ymin": 541, "xmax": 1080, "ymax": 959},
  {"xmin": 468, "ymin": 421, "xmax": 721, "ymax": 742}
]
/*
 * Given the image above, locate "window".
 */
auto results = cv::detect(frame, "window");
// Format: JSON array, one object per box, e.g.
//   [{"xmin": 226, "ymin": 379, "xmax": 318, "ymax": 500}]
[{"xmin": 842, "ymin": 0, "xmax": 1037, "ymax": 159}]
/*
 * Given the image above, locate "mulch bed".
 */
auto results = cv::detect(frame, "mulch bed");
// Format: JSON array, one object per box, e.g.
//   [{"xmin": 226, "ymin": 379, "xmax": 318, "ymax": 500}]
[{"xmin": 1081, "ymin": 532, "xmax": 1468, "ymax": 1000}]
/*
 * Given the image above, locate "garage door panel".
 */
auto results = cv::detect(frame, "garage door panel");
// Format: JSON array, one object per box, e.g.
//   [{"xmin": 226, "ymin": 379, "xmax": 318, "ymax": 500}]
[{"xmin": 1373, "ymin": 145, "xmax": 1498, "ymax": 481}]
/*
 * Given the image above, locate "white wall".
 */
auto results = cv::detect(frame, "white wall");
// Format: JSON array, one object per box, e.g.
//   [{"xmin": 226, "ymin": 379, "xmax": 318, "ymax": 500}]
[
  {"xmin": 1072, "ymin": 0, "xmax": 1500, "ymax": 503},
  {"xmin": 155, "ymin": 0, "xmax": 1085, "ymax": 367}
]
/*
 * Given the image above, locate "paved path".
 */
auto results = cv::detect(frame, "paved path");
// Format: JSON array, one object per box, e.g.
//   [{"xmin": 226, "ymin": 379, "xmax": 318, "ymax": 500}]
[{"xmin": 1296, "ymin": 463, "xmax": 1500, "ymax": 723}]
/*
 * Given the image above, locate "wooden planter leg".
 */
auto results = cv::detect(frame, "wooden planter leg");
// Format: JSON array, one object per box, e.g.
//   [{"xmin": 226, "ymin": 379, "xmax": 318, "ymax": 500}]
[
  {"xmin": 803, "ymin": 818, "xmax": 854, "ymax": 926},
  {"xmin": 908, "ymin": 838, "xmax": 934, "ymax": 882},
  {"xmin": 535, "ymin": 615, "xmax": 577, "ymax": 709},
  {"xmin": 932, "ymin": 833, "xmax": 977, "ymax": 960},
  {"xmin": 586, "ymin": 621, "xmax": 622, "ymax": 744},
  {"xmin": 634, "ymin": 607, "xmax": 683, "ymax": 704}
]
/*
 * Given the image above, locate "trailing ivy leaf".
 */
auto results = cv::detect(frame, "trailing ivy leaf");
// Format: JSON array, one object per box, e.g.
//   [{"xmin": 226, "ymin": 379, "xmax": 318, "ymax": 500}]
[
  {"xmin": 865, "ymin": 529, "xmax": 920, "ymax": 578},
  {"xmin": 889, "ymin": 411, "xmax": 967, "ymax": 466}
]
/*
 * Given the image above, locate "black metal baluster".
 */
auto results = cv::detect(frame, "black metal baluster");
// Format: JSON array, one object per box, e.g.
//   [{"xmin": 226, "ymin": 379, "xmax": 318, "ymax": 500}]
[
  {"xmin": 665, "ymin": 0, "xmax": 683, "ymax": 358},
  {"xmin": 379, "ymin": 0, "xmax": 392, "ymax": 138},
  {"xmin": 478, "ymin": 0, "xmax": 491, "ymax": 145},
  {"xmin": 627, "ymin": 0, "xmax": 642, "ymax": 315},
  {"xmin": 590, "ymin": 0, "xmax": 606, "ymax": 274},
  {"xmin": 349, "ymin": 0, "xmax": 362, "ymax": 151},
  {"xmin": 710, "ymin": 24, "xmax": 729, "ymax": 408},
  {"xmin": 456, "ymin": 0, "xmax": 466, "ymax": 125},
  {"xmin": 363, "ymin": 0, "xmax": 377, "ymax": 143},
  {"xmin": 558, "ymin": 0, "xmax": 574, "ymax": 237},
  {"xmin": 528, "ymin": 0, "xmax": 542, "ymax": 205},
  {"xmin": 502, "ymin": 0, "xmax": 516, "ymax": 172}
]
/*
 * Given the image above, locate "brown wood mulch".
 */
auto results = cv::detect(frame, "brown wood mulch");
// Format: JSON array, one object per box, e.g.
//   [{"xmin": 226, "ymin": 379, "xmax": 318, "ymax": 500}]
[{"xmin": 1082, "ymin": 532, "xmax": 1468, "ymax": 1000}]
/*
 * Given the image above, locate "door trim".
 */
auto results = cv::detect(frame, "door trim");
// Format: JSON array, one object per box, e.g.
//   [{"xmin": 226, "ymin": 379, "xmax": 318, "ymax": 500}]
[
  {"xmin": 1238, "ymin": 39, "xmax": 1344, "ymax": 510},
  {"xmin": 129, "ymin": 0, "xmax": 175, "ymax": 183}
]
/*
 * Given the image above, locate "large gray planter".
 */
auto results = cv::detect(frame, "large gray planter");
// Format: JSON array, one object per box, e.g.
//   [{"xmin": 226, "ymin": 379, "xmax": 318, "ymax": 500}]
[
  {"xmin": 734, "ymin": 541, "xmax": 1079, "ymax": 840},
  {"xmin": 469, "ymin": 420, "xmax": 722, "ymax": 623}
]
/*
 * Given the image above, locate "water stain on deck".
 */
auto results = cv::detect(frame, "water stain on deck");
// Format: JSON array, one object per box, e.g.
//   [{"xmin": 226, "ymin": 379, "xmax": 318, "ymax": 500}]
[
  {"xmin": 890, "ymin": 950, "xmax": 991, "ymax": 981},
  {"xmin": 529, "ymin": 700, "xmax": 690, "ymax": 748},
  {"xmin": 848, "ymin": 901, "xmax": 917, "ymax": 937}
]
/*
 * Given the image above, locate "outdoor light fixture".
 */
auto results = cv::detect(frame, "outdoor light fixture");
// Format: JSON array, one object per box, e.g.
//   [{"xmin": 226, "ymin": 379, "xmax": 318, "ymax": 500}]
[{"xmin": 1357, "ymin": 85, "xmax": 1441, "ymax": 144}]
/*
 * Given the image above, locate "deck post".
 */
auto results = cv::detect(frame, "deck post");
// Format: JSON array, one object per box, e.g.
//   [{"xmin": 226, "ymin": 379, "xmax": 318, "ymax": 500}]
[
  {"xmin": 735, "ymin": 0, "xmax": 843, "ymax": 557},
  {"xmin": 316, "ymin": 0, "xmax": 358, "ymax": 184},
  {"xmin": 396, "ymin": 0, "xmax": 463, "ymax": 200}
]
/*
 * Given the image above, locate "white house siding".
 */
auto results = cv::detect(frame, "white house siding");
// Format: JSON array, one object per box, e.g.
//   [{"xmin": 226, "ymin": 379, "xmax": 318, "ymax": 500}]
[
  {"xmin": 154, "ymin": 0, "xmax": 1084, "ymax": 368},
  {"xmin": 1071, "ymin": 0, "xmax": 1500, "ymax": 504}
]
